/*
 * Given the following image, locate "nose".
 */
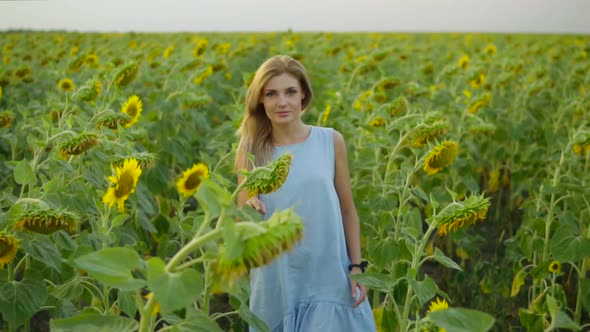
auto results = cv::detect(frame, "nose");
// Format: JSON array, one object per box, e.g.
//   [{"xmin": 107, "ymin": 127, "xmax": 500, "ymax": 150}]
[{"xmin": 278, "ymin": 94, "xmax": 288, "ymax": 107}]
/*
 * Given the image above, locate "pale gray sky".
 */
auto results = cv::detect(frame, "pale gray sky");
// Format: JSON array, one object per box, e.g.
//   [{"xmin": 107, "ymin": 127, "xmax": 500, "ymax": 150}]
[{"xmin": 0, "ymin": 0, "xmax": 589, "ymax": 33}]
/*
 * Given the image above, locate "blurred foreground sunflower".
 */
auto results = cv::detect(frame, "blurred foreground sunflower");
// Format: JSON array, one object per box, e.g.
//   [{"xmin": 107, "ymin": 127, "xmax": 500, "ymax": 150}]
[
  {"xmin": 214, "ymin": 209, "xmax": 303, "ymax": 281},
  {"xmin": 243, "ymin": 153, "xmax": 292, "ymax": 198}
]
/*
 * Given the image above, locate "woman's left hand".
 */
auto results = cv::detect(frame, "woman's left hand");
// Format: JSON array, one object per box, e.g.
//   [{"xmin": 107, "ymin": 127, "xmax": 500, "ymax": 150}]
[{"xmin": 349, "ymin": 268, "xmax": 368, "ymax": 307}]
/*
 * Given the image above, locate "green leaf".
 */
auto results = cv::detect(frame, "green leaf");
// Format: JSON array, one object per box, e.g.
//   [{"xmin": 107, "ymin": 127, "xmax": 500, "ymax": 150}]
[
  {"xmin": 118, "ymin": 290, "xmax": 137, "ymax": 319},
  {"xmin": 195, "ymin": 179, "xmax": 232, "ymax": 218},
  {"xmin": 433, "ymin": 248, "xmax": 463, "ymax": 271},
  {"xmin": 546, "ymin": 294, "xmax": 581, "ymax": 330},
  {"xmin": 511, "ymin": 268, "xmax": 527, "ymax": 297},
  {"xmin": 350, "ymin": 272, "xmax": 398, "ymax": 293},
  {"xmin": 18, "ymin": 233, "xmax": 63, "ymax": 272},
  {"xmin": 73, "ymin": 247, "xmax": 145, "ymax": 291},
  {"xmin": 50, "ymin": 313, "xmax": 138, "ymax": 332},
  {"xmin": 550, "ymin": 223, "xmax": 590, "ymax": 261},
  {"xmin": 429, "ymin": 308, "xmax": 495, "ymax": 332},
  {"xmin": 410, "ymin": 275, "xmax": 439, "ymax": 305},
  {"xmin": 239, "ymin": 303, "xmax": 269, "ymax": 332},
  {"xmin": 146, "ymin": 257, "xmax": 203, "ymax": 314},
  {"xmin": 14, "ymin": 159, "xmax": 37, "ymax": 185},
  {"xmin": 168, "ymin": 309, "xmax": 223, "ymax": 332},
  {"xmin": 518, "ymin": 308, "xmax": 544, "ymax": 332},
  {"xmin": 369, "ymin": 237, "xmax": 399, "ymax": 268},
  {"xmin": 0, "ymin": 279, "xmax": 48, "ymax": 327}
]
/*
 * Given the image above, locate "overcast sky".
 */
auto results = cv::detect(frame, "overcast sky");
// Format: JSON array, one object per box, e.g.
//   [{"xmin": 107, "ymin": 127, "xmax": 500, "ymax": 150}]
[{"xmin": 0, "ymin": 0, "xmax": 589, "ymax": 33}]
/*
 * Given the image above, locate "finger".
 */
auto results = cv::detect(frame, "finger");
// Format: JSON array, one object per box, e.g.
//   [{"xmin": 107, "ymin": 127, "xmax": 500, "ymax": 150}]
[
  {"xmin": 350, "ymin": 280, "xmax": 357, "ymax": 299},
  {"xmin": 352, "ymin": 285, "xmax": 366, "ymax": 307},
  {"xmin": 258, "ymin": 201, "xmax": 267, "ymax": 214}
]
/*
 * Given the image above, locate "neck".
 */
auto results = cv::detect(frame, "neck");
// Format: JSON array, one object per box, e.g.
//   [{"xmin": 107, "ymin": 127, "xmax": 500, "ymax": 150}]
[{"xmin": 271, "ymin": 122, "xmax": 310, "ymax": 146}]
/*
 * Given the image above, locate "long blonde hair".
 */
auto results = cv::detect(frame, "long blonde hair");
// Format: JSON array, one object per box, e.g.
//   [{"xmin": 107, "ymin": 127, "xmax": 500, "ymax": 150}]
[{"xmin": 235, "ymin": 55, "xmax": 313, "ymax": 168}]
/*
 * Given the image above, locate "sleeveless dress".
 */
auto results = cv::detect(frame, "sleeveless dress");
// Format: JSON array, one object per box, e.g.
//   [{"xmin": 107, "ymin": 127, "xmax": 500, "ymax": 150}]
[{"xmin": 250, "ymin": 126, "xmax": 377, "ymax": 332}]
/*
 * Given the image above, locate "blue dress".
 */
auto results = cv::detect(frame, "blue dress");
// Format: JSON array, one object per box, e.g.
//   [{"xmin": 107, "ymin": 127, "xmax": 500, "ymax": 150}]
[{"xmin": 250, "ymin": 126, "xmax": 377, "ymax": 332}]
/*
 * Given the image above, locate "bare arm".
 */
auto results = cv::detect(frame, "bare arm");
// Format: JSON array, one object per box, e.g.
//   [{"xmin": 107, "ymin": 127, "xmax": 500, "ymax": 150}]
[
  {"xmin": 333, "ymin": 130, "xmax": 362, "ymax": 267},
  {"xmin": 236, "ymin": 148, "xmax": 266, "ymax": 214}
]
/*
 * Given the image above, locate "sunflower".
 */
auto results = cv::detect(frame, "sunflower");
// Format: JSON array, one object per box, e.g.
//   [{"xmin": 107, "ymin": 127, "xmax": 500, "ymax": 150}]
[
  {"xmin": 388, "ymin": 96, "xmax": 408, "ymax": 117},
  {"xmin": 458, "ymin": 55, "xmax": 469, "ymax": 70},
  {"xmin": 214, "ymin": 209, "xmax": 303, "ymax": 281},
  {"xmin": 85, "ymin": 53, "xmax": 99, "ymax": 66},
  {"xmin": 484, "ymin": 44, "xmax": 497, "ymax": 56},
  {"xmin": 487, "ymin": 169, "xmax": 500, "ymax": 193},
  {"xmin": 193, "ymin": 39, "xmax": 209, "ymax": 58},
  {"xmin": 470, "ymin": 74, "xmax": 485, "ymax": 89},
  {"xmin": 549, "ymin": 261, "xmax": 561, "ymax": 274},
  {"xmin": 121, "ymin": 95, "xmax": 143, "ymax": 128},
  {"xmin": 112, "ymin": 152, "xmax": 157, "ymax": 170},
  {"xmin": 244, "ymin": 153, "xmax": 292, "ymax": 198},
  {"xmin": 59, "ymin": 133, "xmax": 99, "ymax": 159},
  {"xmin": 412, "ymin": 120, "xmax": 449, "ymax": 148},
  {"xmin": 13, "ymin": 209, "xmax": 77, "ymax": 234},
  {"xmin": 176, "ymin": 163, "xmax": 210, "ymax": 198},
  {"xmin": 102, "ymin": 158, "xmax": 142, "ymax": 212},
  {"xmin": 163, "ymin": 46, "xmax": 174, "ymax": 59},
  {"xmin": 428, "ymin": 297, "xmax": 449, "ymax": 313},
  {"xmin": 193, "ymin": 66, "xmax": 213, "ymax": 85},
  {"xmin": 434, "ymin": 194, "xmax": 490, "ymax": 236},
  {"xmin": 0, "ymin": 111, "xmax": 14, "ymax": 129},
  {"xmin": 13, "ymin": 66, "xmax": 31, "ymax": 79},
  {"xmin": 58, "ymin": 78, "xmax": 75, "ymax": 92},
  {"xmin": 370, "ymin": 116, "xmax": 386, "ymax": 128},
  {"xmin": 0, "ymin": 234, "xmax": 19, "ymax": 270},
  {"xmin": 78, "ymin": 79, "xmax": 102, "ymax": 102},
  {"xmin": 374, "ymin": 78, "xmax": 401, "ymax": 92},
  {"xmin": 424, "ymin": 141, "xmax": 458, "ymax": 175},
  {"xmin": 112, "ymin": 62, "xmax": 139, "ymax": 87},
  {"xmin": 96, "ymin": 112, "xmax": 131, "ymax": 130}
]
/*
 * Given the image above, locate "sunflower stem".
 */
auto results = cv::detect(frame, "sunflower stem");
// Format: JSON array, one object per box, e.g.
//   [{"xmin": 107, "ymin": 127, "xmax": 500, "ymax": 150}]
[
  {"xmin": 166, "ymin": 228, "xmax": 222, "ymax": 273},
  {"xmin": 400, "ymin": 221, "xmax": 438, "ymax": 331},
  {"xmin": 138, "ymin": 295, "xmax": 156, "ymax": 332}
]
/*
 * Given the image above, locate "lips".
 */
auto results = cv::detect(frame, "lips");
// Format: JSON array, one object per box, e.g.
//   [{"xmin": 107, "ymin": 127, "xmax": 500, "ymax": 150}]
[{"xmin": 276, "ymin": 111, "xmax": 290, "ymax": 116}]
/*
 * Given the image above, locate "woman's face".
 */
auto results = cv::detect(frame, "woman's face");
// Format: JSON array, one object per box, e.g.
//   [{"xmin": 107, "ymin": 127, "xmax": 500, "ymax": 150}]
[{"xmin": 259, "ymin": 73, "xmax": 305, "ymax": 126}]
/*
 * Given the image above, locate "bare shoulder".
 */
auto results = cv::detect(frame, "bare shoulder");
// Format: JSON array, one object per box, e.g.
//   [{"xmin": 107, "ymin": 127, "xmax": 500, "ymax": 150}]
[{"xmin": 333, "ymin": 129, "xmax": 346, "ymax": 152}]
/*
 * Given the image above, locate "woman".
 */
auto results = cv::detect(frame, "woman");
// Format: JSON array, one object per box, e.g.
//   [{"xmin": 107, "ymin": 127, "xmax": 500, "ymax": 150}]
[{"xmin": 235, "ymin": 55, "xmax": 376, "ymax": 332}]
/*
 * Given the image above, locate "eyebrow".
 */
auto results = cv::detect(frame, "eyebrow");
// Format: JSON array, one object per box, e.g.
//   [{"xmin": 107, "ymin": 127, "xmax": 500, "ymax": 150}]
[{"xmin": 264, "ymin": 86, "xmax": 298, "ymax": 91}]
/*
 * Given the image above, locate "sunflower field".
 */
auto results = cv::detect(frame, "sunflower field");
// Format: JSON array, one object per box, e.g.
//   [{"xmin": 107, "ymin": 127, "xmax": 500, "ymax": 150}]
[{"xmin": 0, "ymin": 31, "xmax": 589, "ymax": 331}]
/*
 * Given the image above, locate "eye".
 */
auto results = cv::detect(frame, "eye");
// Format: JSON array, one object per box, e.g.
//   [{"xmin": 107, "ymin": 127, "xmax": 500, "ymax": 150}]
[
  {"xmin": 265, "ymin": 91, "xmax": 275, "ymax": 97},
  {"xmin": 287, "ymin": 89, "xmax": 297, "ymax": 95}
]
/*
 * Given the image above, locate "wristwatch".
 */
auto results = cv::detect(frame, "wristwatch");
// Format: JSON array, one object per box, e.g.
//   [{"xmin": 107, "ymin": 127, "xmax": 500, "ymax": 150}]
[{"xmin": 347, "ymin": 260, "xmax": 368, "ymax": 273}]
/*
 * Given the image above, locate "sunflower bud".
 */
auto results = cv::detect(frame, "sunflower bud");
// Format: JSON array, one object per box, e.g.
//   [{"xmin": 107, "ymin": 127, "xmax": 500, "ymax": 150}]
[
  {"xmin": 59, "ymin": 133, "xmax": 99, "ymax": 159},
  {"xmin": 244, "ymin": 153, "xmax": 292, "ymax": 198},
  {"xmin": 214, "ymin": 209, "xmax": 304, "ymax": 281},
  {"xmin": 0, "ymin": 111, "xmax": 14, "ymax": 129},
  {"xmin": 433, "ymin": 194, "xmax": 490, "ymax": 236},
  {"xmin": 112, "ymin": 62, "xmax": 139, "ymax": 87},
  {"xmin": 0, "ymin": 234, "xmax": 19, "ymax": 270},
  {"xmin": 423, "ymin": 140, "xmax": 458, "ymax": 175},
  {"xmin": 13, "ymin": 208, "xmax": 78, "ymax": 234}
]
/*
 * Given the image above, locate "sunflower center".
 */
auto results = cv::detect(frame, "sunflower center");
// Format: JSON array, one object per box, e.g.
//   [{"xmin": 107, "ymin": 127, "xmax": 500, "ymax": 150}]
[
  {"xmin": 185, "ymin": 172, "xmax": 202, "ymax": 190},
  {"xmin": 115, "ymin": 171, "xmax": 135, "ymax": 198},
  {"xmin": 0, "ymin": 240, "xmax": 9, "ymax": 255},
  {"xmin": 62, "ymin": 82, "xmax": 72, "ymax": 90},
  {"xmin": 126, "ymin": 103, "xmax": 138, "ymax": 117}
]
